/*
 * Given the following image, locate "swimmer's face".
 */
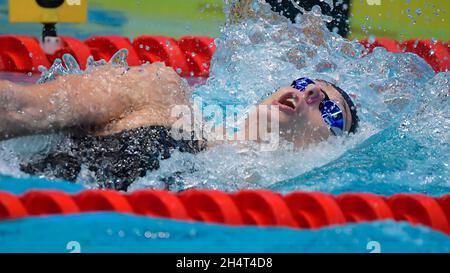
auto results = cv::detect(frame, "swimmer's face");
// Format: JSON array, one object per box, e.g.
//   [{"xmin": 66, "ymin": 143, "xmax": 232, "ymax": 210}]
[{"xmin": 258, "ymin": 80, "xmax": 354, "ymax": 147}]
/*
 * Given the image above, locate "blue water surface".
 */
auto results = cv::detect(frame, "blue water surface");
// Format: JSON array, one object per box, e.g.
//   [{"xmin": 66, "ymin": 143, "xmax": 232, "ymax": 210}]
[{"xmin": 1, "ymin": 212, "xmax": 449, "ymax": 253}]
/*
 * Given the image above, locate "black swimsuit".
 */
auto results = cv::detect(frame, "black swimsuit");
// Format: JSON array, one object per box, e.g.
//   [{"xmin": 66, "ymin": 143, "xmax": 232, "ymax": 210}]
[{"xmin": 20, "ymin": 126, "xmax": 207, "ymax": 191}]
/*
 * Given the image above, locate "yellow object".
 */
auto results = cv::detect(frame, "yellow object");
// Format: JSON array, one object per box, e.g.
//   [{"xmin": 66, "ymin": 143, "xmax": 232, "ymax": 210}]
[
  {"xmin": 350, "ymin": 0, "xmax": 450, "ymax": 41},
  {"xmin": 9, "ymin": 0, "xmax": 88, "ymax": 23}
]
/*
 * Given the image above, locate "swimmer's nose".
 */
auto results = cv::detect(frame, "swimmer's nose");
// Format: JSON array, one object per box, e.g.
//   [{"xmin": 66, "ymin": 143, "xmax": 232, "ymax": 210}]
[{"xmin": 303, "ymin": 85, "xmax": 322, "ymax": 105}]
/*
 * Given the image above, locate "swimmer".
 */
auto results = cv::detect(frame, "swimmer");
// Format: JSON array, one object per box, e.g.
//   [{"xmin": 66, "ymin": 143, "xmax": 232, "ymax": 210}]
[
  {"xmin": 0, "ymin": 4, "xmax": 359, "ymax": 190},
  {"xmin": 0, "ymin": 62, "xmax": 358, "ymax": 190}
]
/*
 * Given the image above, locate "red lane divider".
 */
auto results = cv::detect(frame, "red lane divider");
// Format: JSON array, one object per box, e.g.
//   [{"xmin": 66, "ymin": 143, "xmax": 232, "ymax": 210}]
[
  {"xmin": 285, "ymin": 192, "xmax": 346, "ymax": 229},
  {"xmin": 401, "ymin": 39, "xmax": 450, "ymax": 72},
  {"xmin": 48, "ymin": 36, "xmax": 92, "ymax": 70},
  {"xmin": 21, "ymin": 190, "xmax": 79, "ymax": 216},
  {"xmin": 359, "ymin": 38, "xmax": 450, "ymax": 72},
  {"xmin": 178, "ymin": 36, "xmax": 216, "ymax": 77},
  {"xmin": 179, "ymin": 190, "xmax": 242, "ymax": 225},
  {"xmin": 132, "ymin": 35, "xmax": 190, "ymax": 76},
  {"xmin": 84, "ymin": 36, "xmax": 141, "ymax": 66},
  {"xmin": 0, "ymin": 36, "xmax": 50, "ymax": 72},
  {"xmin": 0, "ymin": 191, "xmax": 27, "ymax": 220},
  {"xmin": 360, "ymin": 38, "xmax": 402, "ymax": 53},
  {"xmin": 233, "ymin": 190, "xmax": 296, "ymax": 227},
  {"xmin": 0, "ymin": 190, "xmax": 449, "ymax": 235},
  {"xmin": 1, "ymin": 35, "xmax": 448, "ymax": 75},
  {"xmin": 74, "ymin": 190, "xmax": 133, "ymax": 213},
  {"xmin": 0, "ymin": 57, "xmax": 5, "ymax": 71},
  {"xmin": 388, "ymin": 194, "xmax": 450, "ymax": 235},
  {"xmin": 128, "ymin": 190, "xmax": 189, "ymax": 220},
  {"xmin": 336, "ymin": 193, "xmax": 393, "ymax": 223},
  {"xmin": 438, "ymin": 195, "xmax": 450, "ymax": 227}
]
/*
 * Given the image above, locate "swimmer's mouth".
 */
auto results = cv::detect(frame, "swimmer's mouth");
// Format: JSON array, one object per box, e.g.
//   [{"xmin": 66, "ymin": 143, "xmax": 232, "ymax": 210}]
[{"xmin": 275, "ymin": 92, "xmax": 300, "ymax": 114}]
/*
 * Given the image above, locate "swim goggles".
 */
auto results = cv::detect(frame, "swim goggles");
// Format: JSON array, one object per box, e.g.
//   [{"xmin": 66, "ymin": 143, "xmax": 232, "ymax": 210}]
[{"xmin": 291, "ymin": 77, "xmax": 345, "ymax": 136}]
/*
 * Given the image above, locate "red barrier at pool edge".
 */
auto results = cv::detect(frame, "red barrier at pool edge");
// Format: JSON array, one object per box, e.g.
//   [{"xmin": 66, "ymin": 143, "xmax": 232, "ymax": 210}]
[
  {"xmin": 0, "ymin": 36, "xmax": 49, "ymax": 72},
  {"xmin": 48, "ymin": 36, "xmax": 92, "ymax": 70},
  {"xmin": 402, "ymin": 39, "xmax": 450, "ymax": 72},
  {"xmin": 1, "ymin": 35, "xmax": 448, "ymax": 73},
  {"xmin": 84, "ymin": 36, "xmax": 140, "ymax": 66},
  {"xmin": 132, "ymin": 35, "xmax": 191, "ymax": 76},
  {"xmin": 177, "ymin": 36, "xmax": 216, "ymax": 77}
]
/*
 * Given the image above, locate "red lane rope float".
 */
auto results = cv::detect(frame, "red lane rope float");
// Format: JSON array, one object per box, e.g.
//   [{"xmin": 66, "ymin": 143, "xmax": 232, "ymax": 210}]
[
  {"xmin": 233, "ymin": 190, "xmax": 296, "ymax": 227},
  {"xmin": 0, "ymin": 36, "xmax": 50, "ymax": 72},
  {"xmin": 84, "ymin": 35, "xmax": 141, "ymax": 66},
  {"xmin": 0, "ymin": 190, "xmax": 449, "ymax": 235},
  {"xmin": 401, "ymin": 39, "xmax": 450, "ymax": 72},
  {"xmin": 388, "ymin": 194, "xmax": 450, "ymax": 235},
  {"xmin": 179, "ymin": 190, "xmax": 243, "ymax": 225},
  {"xmin": 0, "ymin": 57, "xmax": 5, "ymax": 71},
  {"xmin": 177, "ymin": 36, "xmax": 216, "ymax": 77},
  {"xmin": 21, "ymin": 190, "xmax": 79, "ymax": 216},
  {"xmin": 0, "ymin": 35, "xmax": 448, "ymax": 74},
  {"xmin": 132, "ymin": 35, "xmax": 190, "ymax": 76},
  {"xmin": 74, "ymin": 190, "xmax": 133, "ymax": 213},
  {"xmin": 48, "ymin": 36, "xmax": 92, "ymax": 70},
  {"xmin": 128, "ymin": 190, "xmax": 189, "ymax": 220},
  {"xmin": 284, "ymin": 192, "xmax": 346, "ymax": 229},
  {"xmin": 336, "ymin": 193, "xmax": 393, "ymax": 223},
  {"xmin": 438, "ymin": 195, "xmax": 450, "ymax": 227},
  {"xmin": 0, "ymin": 191, "xmax": 27, "ymax": 220},
  {"xmin": 360, "ymin": 38, "xmax": 402, "ymax": 53}
]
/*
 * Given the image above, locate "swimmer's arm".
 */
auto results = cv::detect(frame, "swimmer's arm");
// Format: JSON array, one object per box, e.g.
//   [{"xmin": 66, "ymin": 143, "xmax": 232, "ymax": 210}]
[
  {"xmin": 0, "ymin": 73, "xmax": 134, "ymax": 140},
  {"xmin": 0, "ymin": 62, "xmax": 188, "ymax": 141}
]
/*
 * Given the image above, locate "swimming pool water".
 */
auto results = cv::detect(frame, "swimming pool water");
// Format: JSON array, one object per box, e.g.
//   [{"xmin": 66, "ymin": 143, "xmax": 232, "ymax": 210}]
[{"xmin": 1, "ymin": 213, "xmax": 450, "ymax": 253}]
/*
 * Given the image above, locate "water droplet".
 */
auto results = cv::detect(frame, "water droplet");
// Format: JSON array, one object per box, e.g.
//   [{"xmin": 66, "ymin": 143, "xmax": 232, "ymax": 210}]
[{"xmin": 415, "ymin": 8, "xmax": 422, "ymax": 16}]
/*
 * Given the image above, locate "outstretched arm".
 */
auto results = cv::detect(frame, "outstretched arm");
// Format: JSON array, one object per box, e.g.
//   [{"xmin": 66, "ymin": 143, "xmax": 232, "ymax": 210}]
[
  {"xmin": 0, "ymin": 63, "xmax": 181, "ymax": 141},
  {"xmin": 0, "ymin": 73, "xmax": 122, "ymax": 140}
]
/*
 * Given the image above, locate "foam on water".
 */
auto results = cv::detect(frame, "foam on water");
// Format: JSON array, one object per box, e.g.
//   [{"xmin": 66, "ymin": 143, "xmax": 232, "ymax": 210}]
[{"xmin": 0, "ymin": 0, "xmax": 448, "ymax": 195}]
